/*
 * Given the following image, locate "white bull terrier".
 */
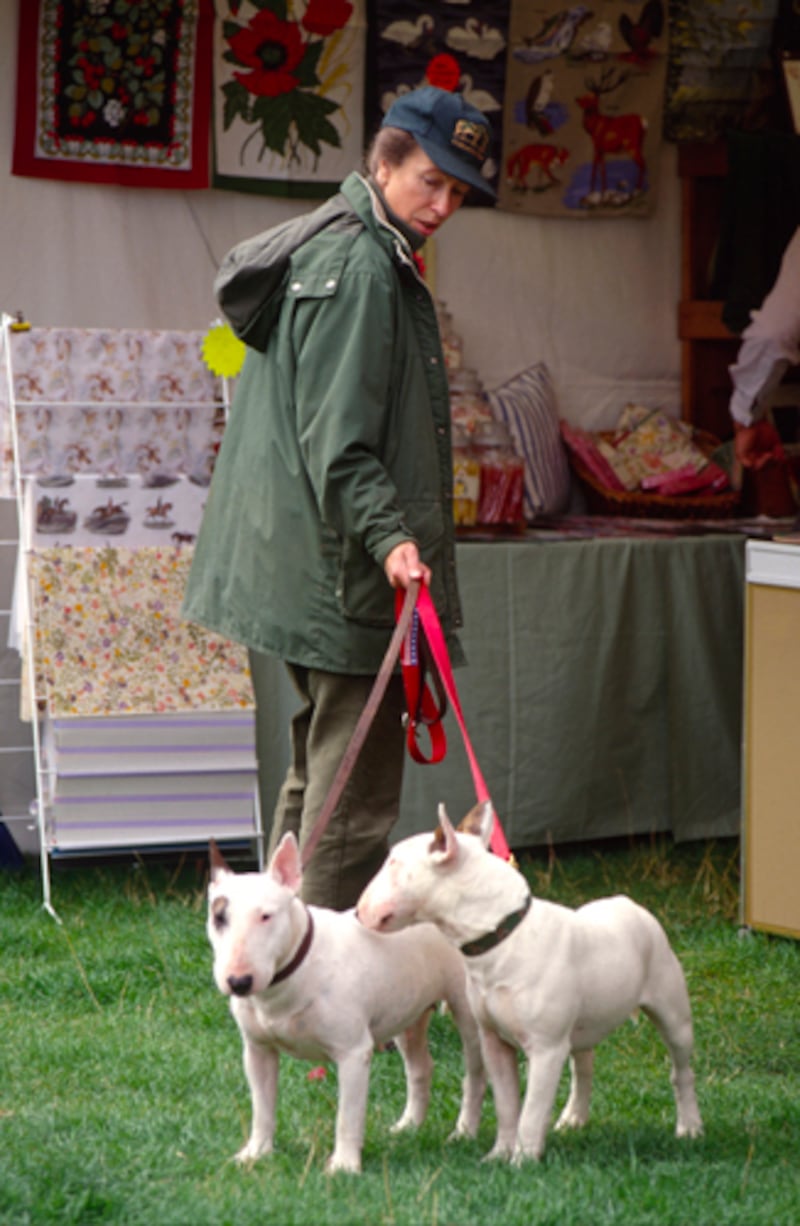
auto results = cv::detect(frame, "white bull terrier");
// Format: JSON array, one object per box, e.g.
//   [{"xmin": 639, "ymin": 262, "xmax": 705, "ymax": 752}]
[
  {"xmin": 207, "ymin": 834, "xmax": 487, "ymax": 1174},
  {"xmin": 356, "ymin": 801, "xmax": 704, "ymax": 1164}
]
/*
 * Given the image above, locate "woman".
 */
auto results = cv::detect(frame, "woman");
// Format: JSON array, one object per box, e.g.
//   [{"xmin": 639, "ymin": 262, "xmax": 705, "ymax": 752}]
[{"xmin": 183, "ymin": 87, "xmax": 495, "ymax": 908}]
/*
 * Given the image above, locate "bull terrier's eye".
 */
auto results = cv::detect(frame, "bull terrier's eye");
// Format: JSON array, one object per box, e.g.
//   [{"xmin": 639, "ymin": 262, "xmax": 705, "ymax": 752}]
[
  {"xmin": 211, "ymin": 898, "xmax": 228, "ymax": 930},
  {"xmin": 260, "ymin": 913, "xmax": 272, "ymax": 924}
]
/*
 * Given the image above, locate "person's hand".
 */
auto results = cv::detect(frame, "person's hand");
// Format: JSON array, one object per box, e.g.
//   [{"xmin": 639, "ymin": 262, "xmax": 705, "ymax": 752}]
[
  {"xmin": 734, "ymin": 420, "xmax": 784, "ymax": 470},
  {"xmin": 383, "ymin": 541, "xmax": 431, "ymax": 589}
]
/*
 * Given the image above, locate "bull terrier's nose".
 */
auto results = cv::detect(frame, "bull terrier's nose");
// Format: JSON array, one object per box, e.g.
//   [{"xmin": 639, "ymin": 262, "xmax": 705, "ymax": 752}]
[{"xmin": 227, "ymin": 974, "xmax": 254, "ymax": 997}]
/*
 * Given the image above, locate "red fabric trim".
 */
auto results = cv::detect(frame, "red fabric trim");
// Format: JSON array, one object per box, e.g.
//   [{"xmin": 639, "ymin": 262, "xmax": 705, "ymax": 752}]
[{"xmin": 13, "ymin": 0, "xmax": 213, "ymax": 189}]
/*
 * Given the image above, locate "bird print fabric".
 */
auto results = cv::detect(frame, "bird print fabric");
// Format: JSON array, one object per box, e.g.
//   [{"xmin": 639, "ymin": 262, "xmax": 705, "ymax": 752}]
[
  {"xmin": 368, "ymin": 0, "xmax": 511, "ymax": 201},
  {"xmin": 498, "ymin": 0, "xmax": 668, "ymax": 218}
]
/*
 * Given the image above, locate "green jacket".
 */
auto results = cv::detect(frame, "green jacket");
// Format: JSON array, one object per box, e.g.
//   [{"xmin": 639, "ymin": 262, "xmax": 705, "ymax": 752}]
[{"xmin": 182, "ymin": 172, "xmax": 462, "ymax": 674}]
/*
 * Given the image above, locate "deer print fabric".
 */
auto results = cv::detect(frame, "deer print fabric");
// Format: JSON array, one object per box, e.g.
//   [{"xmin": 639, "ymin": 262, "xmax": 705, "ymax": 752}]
[{"xmin": 499, "ymin": 0, "xmax": 668, "ymax": 218}]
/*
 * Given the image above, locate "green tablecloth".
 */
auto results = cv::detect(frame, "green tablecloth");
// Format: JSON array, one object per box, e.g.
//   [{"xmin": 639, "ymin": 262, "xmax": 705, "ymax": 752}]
[{"xmin": 250, "ymin": 534, "xmax": 746, "ymax": 851}]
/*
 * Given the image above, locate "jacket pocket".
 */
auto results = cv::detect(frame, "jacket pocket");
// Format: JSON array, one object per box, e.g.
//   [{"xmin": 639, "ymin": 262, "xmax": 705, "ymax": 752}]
[
  {"xmin": 337, "ymin": 544, "xmax": 393, "ymax": 626},
  {"xmin": 338, "ymin": 502, "xmax": 446, "ymax": 627}
]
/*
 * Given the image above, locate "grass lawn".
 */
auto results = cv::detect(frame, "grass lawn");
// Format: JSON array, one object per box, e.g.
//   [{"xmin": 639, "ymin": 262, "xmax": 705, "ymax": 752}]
[{"xmin": 0, "ymin": 836, "xmax": 797, "ymax": 1225}]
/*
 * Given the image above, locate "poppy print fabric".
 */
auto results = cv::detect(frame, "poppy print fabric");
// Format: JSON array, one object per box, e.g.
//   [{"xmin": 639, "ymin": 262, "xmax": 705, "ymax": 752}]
[{"xmin": 213, "ymin": 0, "xmax": 368, "ymax": 197}]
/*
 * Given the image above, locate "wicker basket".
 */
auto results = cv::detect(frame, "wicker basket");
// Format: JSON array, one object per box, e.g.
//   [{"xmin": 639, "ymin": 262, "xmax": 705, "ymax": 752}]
[{"xmin": 568, "ymin": 427, "xmax": 741, "ymax": 520}]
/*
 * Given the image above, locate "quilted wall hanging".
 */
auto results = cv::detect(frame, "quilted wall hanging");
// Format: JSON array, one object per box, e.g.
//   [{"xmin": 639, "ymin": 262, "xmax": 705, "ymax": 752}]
[
  {"xmin": 212, "ymin": 0, "xmax": 367, "ymax": 197},
  {"xmin": 13, "ymin": 0, "xmax": 213, "ymax": 188},
  {"xmin": 366, "ymin": 0, "xmax": 510, "ymax": 202},
  {"xmin": 498, "ymin": 0, "xmax": 669, "ymax": 218},
  {"xmin": 663, "ymin": 0, "xmax": 780, "ymax": 143}
]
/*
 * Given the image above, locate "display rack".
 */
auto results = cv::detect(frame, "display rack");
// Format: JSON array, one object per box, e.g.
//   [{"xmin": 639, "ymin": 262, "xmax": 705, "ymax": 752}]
[{"xmin": 0, "ymin": 314, "xmax": 261, "ymax": 916}]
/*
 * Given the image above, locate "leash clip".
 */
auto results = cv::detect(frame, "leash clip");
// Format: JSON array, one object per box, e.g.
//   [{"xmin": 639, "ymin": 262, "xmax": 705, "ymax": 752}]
[{"xmin": 396, "ymin": 597, "xmax": 447, "ymax": 765}]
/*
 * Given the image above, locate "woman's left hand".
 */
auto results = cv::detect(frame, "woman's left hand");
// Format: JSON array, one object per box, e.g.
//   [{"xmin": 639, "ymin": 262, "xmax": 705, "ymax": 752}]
[{"xmin": 384, "ymin": 541, "xmax": 431, "ymax": 589}]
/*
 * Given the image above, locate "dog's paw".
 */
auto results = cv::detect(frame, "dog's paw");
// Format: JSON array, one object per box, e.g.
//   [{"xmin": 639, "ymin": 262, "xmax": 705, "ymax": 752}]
[
  {"xmin": 234, "ymin": 1140, "xmax": 272, "ymax": 1165},
  {"xmin": 481, "ymin": 1140, "xmax": 515, "ymax": 1163},
  {"xmin": 511, "ymin": 1143, "xmax": 543, "ymax": 1166},
  {"xmin": 446, "ymin": 1120, "xmax": 480, "ymax": 1143},
  {"xmin": 676, "ymin": 1116, "xmax": 704, "ymax": 1139},
  {"xmin": 326, "ymin": 1151, "xmax": 361, "ymax": 1176},
  {"xmin": 554, "ymin": 1106, "xmax": 588, "ymax": 1131}
]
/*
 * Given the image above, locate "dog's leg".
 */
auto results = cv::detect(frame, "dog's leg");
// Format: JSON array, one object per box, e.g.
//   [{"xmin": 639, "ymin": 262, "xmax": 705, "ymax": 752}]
[
  {"xmin": 515, "ymin": 1040, "xmax": 570, "ymax": 1163},
  {"xmin": 445, "ymin": 996, "xmax": 488, "ymax": 1140},
  {"xmin": 643, "ymin": 1001, "xmax": 703, "ymax": 1137},
  {"xmin": 670, "ymin": 1057, "xmax": 703, "ymax": 1139},
  {"xmin": 391, "ymin": 1009, "xmax": 434, "ymax": 1132},
  {"xmin": 478, "ymin": 1026, "xmax": 521, "ymax": 1161},
  {"xmin": 555, "ymin": 1049, "xmax": 594, "ymax": 1131},
  {"xmin": 642, "ymin": 954, "xmax": 703, "ymax": 1139},
  {"xmin": 327, "ymin": 1045, "xmax": 373, "ymax": 1174},
  {"xmin": 237, "ymin": 1039, "xmax": 279, "ymax": 1163}
]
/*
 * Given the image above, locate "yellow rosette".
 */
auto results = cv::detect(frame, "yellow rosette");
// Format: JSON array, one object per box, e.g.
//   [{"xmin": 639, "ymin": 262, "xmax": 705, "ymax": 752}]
[{"xmin": 201, "ymin": 323, "xmax": 246, "ymax": 378}]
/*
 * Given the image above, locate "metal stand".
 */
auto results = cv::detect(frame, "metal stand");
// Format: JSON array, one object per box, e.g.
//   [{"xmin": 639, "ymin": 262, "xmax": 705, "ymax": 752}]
[{"xmin": 1, "ymin": 315, "xmax": 258, "ymax": 917}]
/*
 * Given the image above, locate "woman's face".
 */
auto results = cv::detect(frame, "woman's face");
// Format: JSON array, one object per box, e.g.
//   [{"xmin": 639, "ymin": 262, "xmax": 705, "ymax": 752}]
[{"xmin": 375, "ymin": 146, "xmax": 469, "ymax": 239}]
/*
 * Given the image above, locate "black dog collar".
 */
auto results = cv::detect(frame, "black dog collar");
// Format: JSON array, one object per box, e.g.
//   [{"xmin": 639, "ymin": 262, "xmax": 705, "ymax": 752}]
[
  {"xmin": 460, "ymin": 893, "xmax": 532, "ymax": 958},
  {"xmin": 270, "ymin": 909, "xmax": 314, "ymax": 986}
]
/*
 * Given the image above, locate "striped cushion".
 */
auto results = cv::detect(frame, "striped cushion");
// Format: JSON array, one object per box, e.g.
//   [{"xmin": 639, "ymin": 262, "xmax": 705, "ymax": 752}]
[{"xmin": 488, "ymin": 363, "xmax": 571, "ymax": 518}]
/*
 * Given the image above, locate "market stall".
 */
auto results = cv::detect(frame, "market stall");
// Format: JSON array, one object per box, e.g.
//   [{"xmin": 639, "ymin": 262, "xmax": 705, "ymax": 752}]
[{"xmin": 250, "ymin": 528, "xmax": 746, "ymax": 850}]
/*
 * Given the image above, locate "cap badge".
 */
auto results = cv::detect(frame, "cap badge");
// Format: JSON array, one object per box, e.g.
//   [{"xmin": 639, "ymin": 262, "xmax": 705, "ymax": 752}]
[{"xmin": 451, "ymin": 118, "xmax": 489, "ymax": 162}]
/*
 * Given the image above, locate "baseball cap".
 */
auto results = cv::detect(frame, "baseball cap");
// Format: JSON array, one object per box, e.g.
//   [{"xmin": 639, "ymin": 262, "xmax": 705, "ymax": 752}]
[{"xmin": 382, "ymin": 86, "xmax": 495, "ymax": 198}]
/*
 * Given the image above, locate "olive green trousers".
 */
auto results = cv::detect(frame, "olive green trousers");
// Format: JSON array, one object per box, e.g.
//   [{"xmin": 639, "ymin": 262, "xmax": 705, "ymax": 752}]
[{"xmin": 263, "ymin": 663, "xmax": 407, "ymax": 911}]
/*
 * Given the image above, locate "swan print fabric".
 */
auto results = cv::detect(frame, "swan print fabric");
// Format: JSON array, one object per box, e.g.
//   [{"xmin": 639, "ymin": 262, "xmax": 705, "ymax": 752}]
[{"xmin": 368, "ymin": 1, "xmax": 511, "ymax": 202}]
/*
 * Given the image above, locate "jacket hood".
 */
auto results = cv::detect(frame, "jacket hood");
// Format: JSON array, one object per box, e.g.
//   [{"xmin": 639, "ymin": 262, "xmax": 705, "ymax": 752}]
[{"xmin": 214, "ymin": 174, "xmax": 400, "ymax": 353}]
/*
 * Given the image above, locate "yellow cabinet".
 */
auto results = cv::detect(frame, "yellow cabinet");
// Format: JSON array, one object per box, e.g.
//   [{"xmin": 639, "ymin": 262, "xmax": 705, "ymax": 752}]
[{"xmin": 742, "ymin": 541, "xmax": 800, "ymax": 938}]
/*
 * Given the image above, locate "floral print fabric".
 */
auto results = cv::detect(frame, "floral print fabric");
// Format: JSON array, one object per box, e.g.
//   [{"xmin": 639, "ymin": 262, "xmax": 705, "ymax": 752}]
[
  {"xmin": 29, "ymin": 546, "xmax": 253, "ymax": 717},
  {"xmin": 13, "ymin": 0, "xmax": 212, "ymax": 188},
  {"xmin": 593, "ymin": 404, "xmax": 724, "ymax": 491}
]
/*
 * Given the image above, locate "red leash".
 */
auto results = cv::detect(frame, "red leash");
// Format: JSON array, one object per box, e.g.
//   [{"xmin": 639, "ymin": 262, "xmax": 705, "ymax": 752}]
[
  {"xmin": 398, "ymin": 599, "xmax": 448, "ymax": 766},
  {"xmin": 300, "ymin": 580, "xmax": 512, "ymax": 871},
  {"xmin": 396, "ymin": 584, "xmax": 512, "ymax": 862},
  {"xmin": 299, "ymin": 582, "xmax": 420, "ymax": 870}
]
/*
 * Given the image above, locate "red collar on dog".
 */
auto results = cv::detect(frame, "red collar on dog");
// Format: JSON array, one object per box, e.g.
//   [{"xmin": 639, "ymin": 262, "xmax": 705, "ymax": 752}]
[
  {"xmin": 460, "ymin": 894, "xmax": 532, "ymax": 958},
  {"xmin": 270, "ymin": 909, "xmax": 315, "ymax": 986}
]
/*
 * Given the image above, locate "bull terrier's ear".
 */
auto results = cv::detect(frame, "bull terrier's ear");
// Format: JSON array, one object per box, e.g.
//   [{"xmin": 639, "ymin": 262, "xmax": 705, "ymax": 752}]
[
  {"xmin": 209, "ymin": 838, "xmax": 231, "ymax": 883},
  {"xmin": 269, "ymin": 831, "xmax": 303, "ymax": 893},
  {"xmin": 433, "ymin": 803, "xmax": 460, "ymax": 864},
  {"xmin": 458, "ymin": 800, "xmax": 495, "ymax": 848}
]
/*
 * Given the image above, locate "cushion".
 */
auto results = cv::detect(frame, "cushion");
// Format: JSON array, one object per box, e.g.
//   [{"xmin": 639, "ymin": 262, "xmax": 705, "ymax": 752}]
[
  {"xmin": 559, "ymin": 420, "xmax": 626, "ymax": 491},
  {"xmin": 487, "ymin": 362, "xmax": 571, "ymax": 518}
]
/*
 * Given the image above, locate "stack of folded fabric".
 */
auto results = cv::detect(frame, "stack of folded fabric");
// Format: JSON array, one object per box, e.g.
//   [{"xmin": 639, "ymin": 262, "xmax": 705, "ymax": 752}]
[{"xmin": 560, "ymin": 404, "xmax": 738, "ymax": 518}]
